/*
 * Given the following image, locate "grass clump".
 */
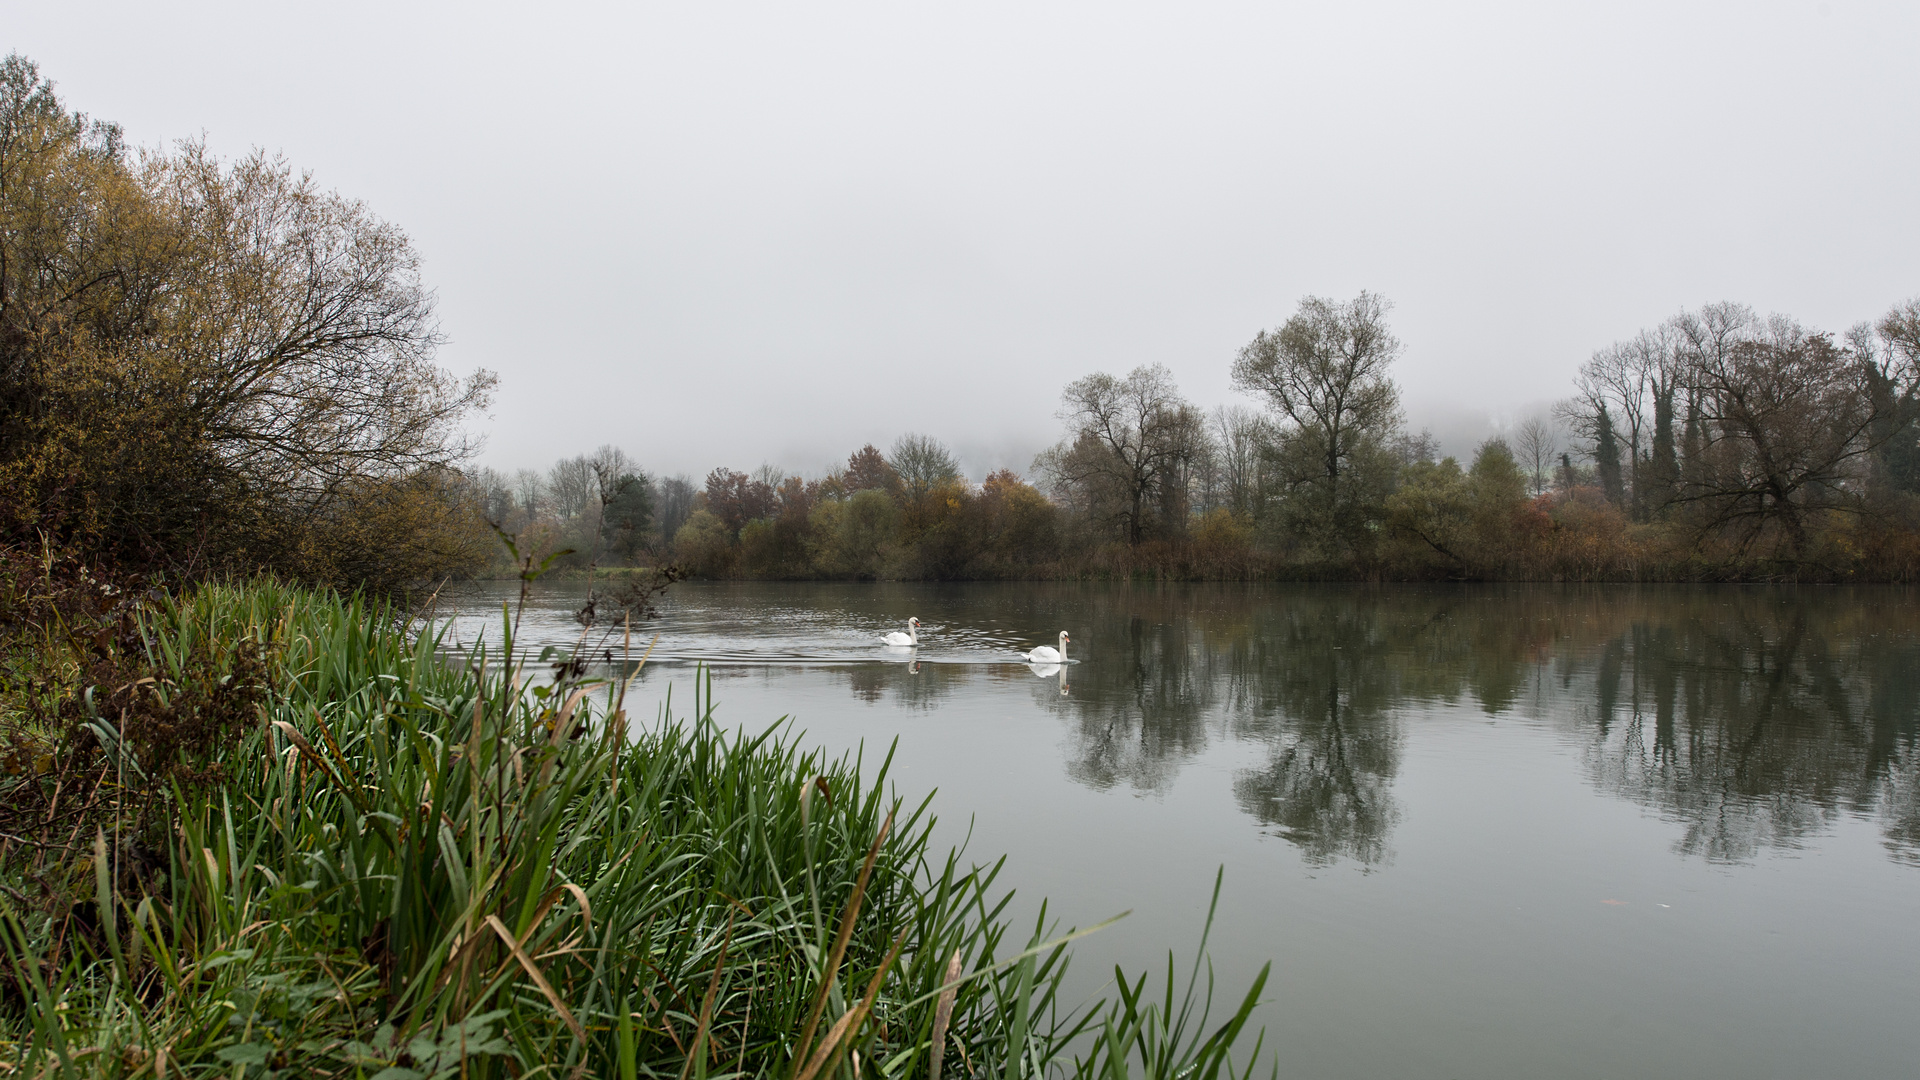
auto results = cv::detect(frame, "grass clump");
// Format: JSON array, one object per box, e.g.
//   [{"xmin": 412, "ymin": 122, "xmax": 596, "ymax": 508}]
[{"xmin": 0, "ymin": 577, "xmax": 1270, "ymax": 1078}]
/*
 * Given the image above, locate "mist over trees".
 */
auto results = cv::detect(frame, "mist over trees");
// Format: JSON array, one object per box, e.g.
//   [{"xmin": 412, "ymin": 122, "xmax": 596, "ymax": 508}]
[
  {"xmin": 484, "ymin": 288, "xmax": 1920, "ymax": 584},
  {"xmin": 12, "ymin": 52, "xmax": 1919, "ymax": 589},
  {"xmin": 1553, "ymin": 301, "xmax": 1920, "ymax": 566}
]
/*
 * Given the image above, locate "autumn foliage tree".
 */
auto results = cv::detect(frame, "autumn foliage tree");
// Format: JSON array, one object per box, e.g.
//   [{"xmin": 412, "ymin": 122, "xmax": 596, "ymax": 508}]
[{"xmin": 0, "ymin": 55, "xmax": 493, "ymax": 587}]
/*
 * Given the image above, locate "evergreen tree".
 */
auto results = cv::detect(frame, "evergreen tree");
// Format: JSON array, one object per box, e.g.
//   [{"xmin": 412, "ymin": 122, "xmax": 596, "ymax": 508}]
[
  {"xmin": 1648, "ymin": 385, "xmax": 1677, "ymax": 518},
  {"xmin": 1681, "ymin": 393, "xmax": 1706, "ymax": 492},
  {"xmin": 1594, "ymin": 403, "xmax": 1626, "ymax": 508}
]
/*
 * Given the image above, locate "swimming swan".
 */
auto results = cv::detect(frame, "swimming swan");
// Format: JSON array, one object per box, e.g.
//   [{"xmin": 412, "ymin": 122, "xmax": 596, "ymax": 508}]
[
  {"xmin": 882, "ymin": 617, "xmax": 920, "ymax": 647},
  {"xmin": 1021, "ymin": 631, "xmax": 1069, "ymax": 664}
]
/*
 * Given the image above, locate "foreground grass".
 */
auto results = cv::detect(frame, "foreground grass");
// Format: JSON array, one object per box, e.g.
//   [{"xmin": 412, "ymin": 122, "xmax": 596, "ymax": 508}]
[{"xmin": 0, "ymin": 581, "xmax": 1269, "ymax": 1078}]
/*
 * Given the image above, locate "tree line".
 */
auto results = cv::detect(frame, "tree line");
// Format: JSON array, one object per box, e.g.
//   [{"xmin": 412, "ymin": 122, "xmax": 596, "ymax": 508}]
[
  {"xmin": 9, "ymin": 51, "xmax": 1918, "ymax": 588},
  {"xmin": 489, "ymin": 288, "xmax": 1918, "ymax": 582},
  {"xmin": 466, "ymin": 437, "xmax": 1064, "ymax": 580}
]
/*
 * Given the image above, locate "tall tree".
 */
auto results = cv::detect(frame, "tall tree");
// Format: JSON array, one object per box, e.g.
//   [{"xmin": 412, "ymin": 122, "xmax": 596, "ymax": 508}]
[
  {"xmin": 1209, "ymin": 405, "xmax": 1272, "ymax": 519},
  {"xmin": 1038, "ymin": 363, "xmax": 1202, "ymax": 545},
  {"xmin": 654, "ymin": 475, "xmax": 696, "ymax": 544},
  {"xmin": 1593, "ymin": 404, "xmax": 1626, "ymax": 508},
  {"xmin": 841, "ymin": 444, "xmax": 903, "ymax": 498},
  {"xmin": 599, "ymin": 473, "xmax": 654, "ymax": 561},
  {"xmin": 1679, "ymin": 319, "xmax": 1883, "ymax": 557},
  {"xmin": 1647, "ymin": 382, "xmax": 1678, "ymax": 515},
  {"xmin": 887, "ymin": 433, "xmax": 962, "ymax": 500},
  {"xmin": 1560, "ymin": 327, "xmax": 1674, "ymax": 519},
  {"xmin": 1512, "ymin": 417, "xmax": 1559, "ymax": 496},
  {"xmin": 703, "ymin": 468, "xmax": 776, "ymax": 534},
  {"xmin": 0, "ymin": 54, "xmax": 493, "ymax": 582},
  {"xmin": 1231, "ymin": 291, "xmax": 1404, "ymax": 558},
  {"xmin": 547, "ymin": 456, "xmax": 596, "ymax": 521},
  {"xmin": 1866, "ymin": 299, "xmax": 1920, "ymax": 494},
  {"xmin": 510, "ymin": 469, "xmax": 547, "ymax": 523}
]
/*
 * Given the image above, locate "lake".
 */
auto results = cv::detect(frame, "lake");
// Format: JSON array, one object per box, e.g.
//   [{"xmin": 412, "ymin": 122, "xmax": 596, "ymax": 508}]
[{"xmin": 439, "ymin": 580, "xmax": 1920, "ymax": 1079}]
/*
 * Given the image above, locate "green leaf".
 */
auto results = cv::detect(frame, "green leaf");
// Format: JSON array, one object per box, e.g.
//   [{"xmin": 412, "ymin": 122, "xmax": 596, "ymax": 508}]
[
  {"xmin": 200, "ymin": 947, "xmax": 256, "ymax": 970},
  {"xmin": 215, "ymin": 1042, "xmax": 273, "ymax": 1065}
]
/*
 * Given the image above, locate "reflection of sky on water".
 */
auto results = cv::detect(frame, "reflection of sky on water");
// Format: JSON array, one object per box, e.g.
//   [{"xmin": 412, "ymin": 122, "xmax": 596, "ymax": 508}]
[
  {"xmin": 441, "ymin": 580, "xmax": 1920, "ymax": 871},
  {"xmin": 436, "ymin": 580, "xmax": 1920, "ymax": 1079}
]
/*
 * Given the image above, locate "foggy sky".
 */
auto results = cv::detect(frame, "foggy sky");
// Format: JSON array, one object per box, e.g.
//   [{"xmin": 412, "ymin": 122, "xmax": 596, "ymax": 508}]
[{"xmin": 13, "ymin": 2, "xmax": 1918, "ymax": 480}]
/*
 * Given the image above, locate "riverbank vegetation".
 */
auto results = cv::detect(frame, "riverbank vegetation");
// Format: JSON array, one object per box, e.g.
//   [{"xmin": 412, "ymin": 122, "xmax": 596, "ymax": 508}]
[
  {"xmin": 6, "ymin": 46, "xmax": 1918, "ymax": 594},
  {"xmin": 0, "ymin": 56, "xmax": 1282, "ymax": 1076},
  {"xmin": 489, "ymin": 293, "xmax": 1920, "ymax": 583},
  {"xmin": 0, "ymin": 557, "xmax": 1271, "ymax": 1077},
  {"xmin": 0, "ymin": 56, "xmax": 496, "ymax": 594}
]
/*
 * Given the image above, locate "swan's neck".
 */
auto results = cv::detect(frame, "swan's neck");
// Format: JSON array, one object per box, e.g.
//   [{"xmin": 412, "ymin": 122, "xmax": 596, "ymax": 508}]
[{"xmin": 1058, "ymin": 634, "xmax": 1068, "ymax": 661}]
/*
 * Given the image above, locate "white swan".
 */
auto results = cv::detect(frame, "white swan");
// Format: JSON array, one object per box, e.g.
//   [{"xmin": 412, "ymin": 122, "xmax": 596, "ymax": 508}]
[
  {"xmin": 882, "ymin": 617, "xmax": 920, "ymax": 647},
  {"xmin": 1020, "ymin": 631, "xmax": 1069, "ymax": 664}
]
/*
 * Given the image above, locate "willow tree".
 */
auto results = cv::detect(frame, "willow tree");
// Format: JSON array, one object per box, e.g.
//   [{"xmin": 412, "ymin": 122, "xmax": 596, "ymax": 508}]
[{"xmin": 0, "ymin": 54, "xmax": 493, "ymax": 584}]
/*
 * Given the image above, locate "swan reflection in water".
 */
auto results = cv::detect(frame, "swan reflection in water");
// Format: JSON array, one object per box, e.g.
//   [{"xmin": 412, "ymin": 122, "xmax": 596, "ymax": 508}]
[{"xmin": 1028, "ymin": 661, "xmax": 1069, "ymax": 696}]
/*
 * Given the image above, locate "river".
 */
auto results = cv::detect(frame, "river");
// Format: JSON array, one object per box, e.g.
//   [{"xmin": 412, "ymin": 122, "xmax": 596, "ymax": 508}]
[{"xmin": 438, "ymin": 580, "xmax": 1920, "ymax": 1079}]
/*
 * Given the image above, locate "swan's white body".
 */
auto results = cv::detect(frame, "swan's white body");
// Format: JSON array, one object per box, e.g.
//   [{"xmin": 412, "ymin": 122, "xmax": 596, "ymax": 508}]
[
  {"xmin": 882, "ymin": 617, "xmax": 920, "ymax": 647},
  {"xmin": 1020, "ymin": 631, "xmax": 1069, "ymax": 664}
]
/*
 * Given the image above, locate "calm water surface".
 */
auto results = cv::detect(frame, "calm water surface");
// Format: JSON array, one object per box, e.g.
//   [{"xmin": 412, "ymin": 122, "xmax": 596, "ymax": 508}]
[{"xmin": 441, "ymin": 581, "xmax": 1920, "ymax": 1079}]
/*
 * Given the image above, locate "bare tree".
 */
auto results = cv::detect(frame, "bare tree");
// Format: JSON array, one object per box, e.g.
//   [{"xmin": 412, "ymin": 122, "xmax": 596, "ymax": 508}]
[
  {"xmin": 587, "ymin": 445, "xmax": 635, "ymax": 503},
  {"xmin": 155, "ymin": 146, "xmax": 495, "ymax": 498},
  {"xmin": 1387, "ymin": 428, "xmax": 1439, "ymax": 467},
  {"xmin": 1678, "ymin": 316, "xmax": 1882, "ymax": 557},
  {"xmin": 887, "ymin": 433, "xmax": 962, "ymax": 500},
  {"xmin": 467, "ymin": 467, "xmax": 517, "ymax": 525},
  {"xmin": 1569, "ymin": 299, "xmax": 1920, "ymax": 560},
  {"xmin": 547, "ymin": 456, "xmax": 595, "ymax": 521},
  {"xmin": 1513, "ymin": 417, "xmax": 1559, "ymax": 496},
  {"xmin": 584, "ymin": 444, "xmax": 651, "ymax": 559},
  {"xmin": 1561, "ymin": 328, "xmax": 1672, "ymax": 515},
  {"xmin": 1210, "ymin": 405, "xmax": 1271, "ymax": 518},
  {"xmin": 511, "ymin": 468, "xmax": 547, "ymax": 522},
  {"xmin": 1037, "ymin": 363, "xmax": 1203, "ymax": 544},
  {"xmin": 1866, "ymin": 299, "xmax": 1920, "ymax": 493},
  {"xmin": 655, "ymin": 475, "xmax": 696, "ymax": 543},
  {"xmin": 751, "ymin": 462, "xmax": 785, "ymax": 490}
]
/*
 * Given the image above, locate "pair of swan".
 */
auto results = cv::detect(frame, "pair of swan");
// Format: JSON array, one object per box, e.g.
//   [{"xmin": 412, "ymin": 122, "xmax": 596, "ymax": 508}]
[{"xmin": 881, "ymin": 618, "xmax": 1072, "ymax": 666}]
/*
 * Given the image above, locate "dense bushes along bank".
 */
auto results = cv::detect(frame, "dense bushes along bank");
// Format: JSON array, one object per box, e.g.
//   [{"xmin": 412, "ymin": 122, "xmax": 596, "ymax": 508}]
[{"xmin": 0, "ymin": 568, "xmax": 1269, "ymax": 1078}]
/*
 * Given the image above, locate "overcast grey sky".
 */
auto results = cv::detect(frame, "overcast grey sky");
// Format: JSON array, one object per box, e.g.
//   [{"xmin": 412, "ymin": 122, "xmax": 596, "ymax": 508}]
[{"xmin": 14, "ymin": 2, "xmax": 1918, "ymax": 479}]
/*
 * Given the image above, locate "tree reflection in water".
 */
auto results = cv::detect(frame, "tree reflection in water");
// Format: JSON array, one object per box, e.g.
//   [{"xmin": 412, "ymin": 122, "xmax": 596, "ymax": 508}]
[
  {"xmin": 1009, "ymin": 584, "xmax": 1918, "ymax": 869},
  {"xmin": 1551, "ymin": 591, "xmax": 1920, "ymax": 863}
]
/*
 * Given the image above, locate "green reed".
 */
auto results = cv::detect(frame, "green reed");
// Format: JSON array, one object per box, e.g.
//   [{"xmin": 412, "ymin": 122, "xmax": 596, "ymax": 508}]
[{"xmin": 1, "ymin": 581, "xmax": 1271, "ymax": 1078}]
